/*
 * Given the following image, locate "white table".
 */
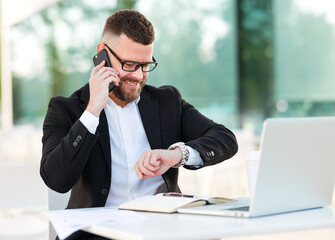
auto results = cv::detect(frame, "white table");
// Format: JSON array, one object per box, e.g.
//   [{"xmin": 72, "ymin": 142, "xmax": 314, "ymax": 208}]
[{"xmin": 83, "ymin": 206, "xmax": 335, "ymax": 240}]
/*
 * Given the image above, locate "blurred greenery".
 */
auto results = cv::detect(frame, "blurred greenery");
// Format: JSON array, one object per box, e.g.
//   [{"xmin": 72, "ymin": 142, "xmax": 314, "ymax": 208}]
[
  {"xmin": 11, "ymin": 0, "xmax": 118, "ymax": 123},
  {"xmin": 144, "ymin": 0, "xmax": 237, "ymax": 116},
  {"xmin": 116, "ymin": 0, "xmax": 137, "ymax": 10},
  {"xmin": 40, "ymin": 0, "xmax": 137, "ymax": 97},
  {"xmin": 237, "ymin": 0, "xmax": 274, "ymax": 129},
  {"xmin": 11, "ymin": 0, "xmax": 238, "ymax": 127},
  {"xmin": 272, "ymin": 0, "xmax": 335, "ymax": 120},
  {"xmin": 274, "ymin": 0, "xmax": 335, "ymax": 101},
  {"xmin": 8, "ymin": 0, "xmax": 335, "ymax": 132}
]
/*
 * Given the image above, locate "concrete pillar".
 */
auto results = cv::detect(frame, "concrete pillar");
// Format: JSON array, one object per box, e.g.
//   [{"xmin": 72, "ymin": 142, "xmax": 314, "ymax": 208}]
[{"xmin": 0, "ymin": 0, "xmax": 14, "ymax": 130}]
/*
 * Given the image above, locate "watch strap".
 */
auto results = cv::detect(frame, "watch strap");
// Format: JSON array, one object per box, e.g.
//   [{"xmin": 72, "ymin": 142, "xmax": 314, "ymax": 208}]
[{"xmin": 168, "ymin": 142, "xmax": 189, "ymax": 168}]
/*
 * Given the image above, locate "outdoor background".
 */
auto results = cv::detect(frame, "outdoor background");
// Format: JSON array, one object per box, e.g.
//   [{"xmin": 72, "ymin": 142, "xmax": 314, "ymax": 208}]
[{"xmin": 1, "ymin": 0, "xmax": 335, "ymax": 239}]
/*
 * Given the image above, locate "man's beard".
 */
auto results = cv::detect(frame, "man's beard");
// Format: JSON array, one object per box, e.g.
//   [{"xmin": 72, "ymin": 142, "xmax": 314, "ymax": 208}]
[{"xmin": 112, "ymin": 75, "xmax": 146, "ymax": 102}]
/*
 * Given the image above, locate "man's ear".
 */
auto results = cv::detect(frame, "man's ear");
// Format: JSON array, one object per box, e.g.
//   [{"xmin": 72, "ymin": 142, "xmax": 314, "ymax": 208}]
[{"xmin": 97, "ymin": 43, "xmax": 105, "ymax": 53}]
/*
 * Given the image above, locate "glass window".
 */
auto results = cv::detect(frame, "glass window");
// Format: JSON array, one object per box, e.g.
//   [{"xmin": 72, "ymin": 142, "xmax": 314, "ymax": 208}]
[
  {"xmin": 10, "ymin": 1, "xmax": 115, "ymax": 124},
  {"xmin": 139, "ymin": 0, "xmax": 238, "ymax": 128},
  {"xmin": 10, "ymin": 0, "xmax": 238, "ymax": 129},
  {"xmin": 273, "ymin": 0, "xmax": 335, "ymax": 117}
]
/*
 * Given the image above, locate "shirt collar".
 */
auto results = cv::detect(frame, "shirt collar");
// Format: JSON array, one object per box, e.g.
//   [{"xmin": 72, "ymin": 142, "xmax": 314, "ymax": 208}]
[
  {"xmin": 134, "ymin": 96, "xmax": 141, "ymax": 105},
  {"xmin": 107, "ymin": 96, "xmax": 141, "ymax": 109}
]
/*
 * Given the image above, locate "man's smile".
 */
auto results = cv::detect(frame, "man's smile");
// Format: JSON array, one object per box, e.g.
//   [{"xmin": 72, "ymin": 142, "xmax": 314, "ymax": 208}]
[{"xmin": 124, "ymin": 80, "xmax": 139, "ymax": 88}]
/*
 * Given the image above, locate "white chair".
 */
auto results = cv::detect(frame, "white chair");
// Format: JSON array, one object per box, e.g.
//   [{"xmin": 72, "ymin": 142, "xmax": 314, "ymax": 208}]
[
  {"xmin": 48, "ymin": 188, "xmax": 71, "ymax": 240},
  {"xmin": 0, "ymin": 163, "xmax": 48, "ymax": 240}
]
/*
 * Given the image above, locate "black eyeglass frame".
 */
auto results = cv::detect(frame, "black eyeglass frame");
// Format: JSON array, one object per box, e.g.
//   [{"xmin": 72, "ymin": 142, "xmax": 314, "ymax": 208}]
[{"xmin": 104, "ymin": 43, "xmax": 158, "ymax": 72}]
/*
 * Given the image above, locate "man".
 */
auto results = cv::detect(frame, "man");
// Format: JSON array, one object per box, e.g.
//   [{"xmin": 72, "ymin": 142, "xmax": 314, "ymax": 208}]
[{"xmin": 40, "ymin": 9, "xmax": 238, "ymax": 240}]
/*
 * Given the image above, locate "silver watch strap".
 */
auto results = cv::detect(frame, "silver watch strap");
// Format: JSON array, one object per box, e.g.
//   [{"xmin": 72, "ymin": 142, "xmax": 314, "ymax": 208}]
[{"xmin": 168, "ymin": 142, "xmax": 189, "ymax": 168}]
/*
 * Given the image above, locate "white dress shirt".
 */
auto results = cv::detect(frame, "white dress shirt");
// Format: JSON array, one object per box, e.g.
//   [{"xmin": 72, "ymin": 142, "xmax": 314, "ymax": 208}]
[{"xmin": 80, "ymin": 96, "xmax": 202, "ymax": 206}]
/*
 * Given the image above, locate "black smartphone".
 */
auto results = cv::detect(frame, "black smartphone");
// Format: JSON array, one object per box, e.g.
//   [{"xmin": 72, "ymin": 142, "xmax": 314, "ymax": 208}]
[{"xmin": 93, "ymin": 49, "xmax": 116, "ymax": 92}]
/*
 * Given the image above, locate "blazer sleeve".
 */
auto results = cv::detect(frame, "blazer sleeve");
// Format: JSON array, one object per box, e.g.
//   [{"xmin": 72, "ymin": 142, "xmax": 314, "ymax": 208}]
[
  {"xmin": 171, "ymin": 88, "xmax": 238, "ymax": 169},
  {"xmin": 40, "ymin": 97, "xmax": 99, "ymax": 193}
]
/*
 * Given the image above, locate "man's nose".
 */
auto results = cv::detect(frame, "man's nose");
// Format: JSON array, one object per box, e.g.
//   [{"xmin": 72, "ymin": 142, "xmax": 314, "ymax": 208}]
[{"xmin": 130, "ymin": 67, "xmax": 144, "ymax": 80}]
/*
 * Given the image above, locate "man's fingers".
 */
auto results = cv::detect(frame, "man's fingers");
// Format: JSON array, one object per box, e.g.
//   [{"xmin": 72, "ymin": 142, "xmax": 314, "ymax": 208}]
[
  {"xmin": 97, "ymin": 68, "xmax": 120, "ymax": 80},
  {"xmin": 99, "ymin": 71, "xmax": 120, "ymax": 86},
  {"xmin": 150, "ymin": 151, "xmax": 161, "ymax": 167},
  {"xmin": 143, "ymin": 151, "xmax": 160, "ymax": 171},
  {"xmin": 97, "ymin": 66, "xmax": 119, "ymax": 77},
  {"xmin": 134, "ymin": 164, "xmax": 143, "ymax": 179},
  {"xmin": 138, "ymin": 164, "xmax": 155, "ymax": 177},
  {"xmin": 136, "ymin": 165, "xmax": 154, "ymax": 178},
  {"xmin": 135, "ymin": 155, "xmax": 155, "ymax": 178},
  {"xmin": 140, "ymin": 174, "xmax": 154, "ymax": 179},
  {"xmin": 135, "ymin": 150, "xmax": 167, "ymax": 179},
  {"xmin": 91, "ymin": 60, "xmax": 106, "ymax": 76},
  {"xmin": 91, "ymin": 65, "xmax": 120, "ymax": 86},
  {"xmin": 90, "ymin": 68, "xmax": 120, "ymax": 91}
]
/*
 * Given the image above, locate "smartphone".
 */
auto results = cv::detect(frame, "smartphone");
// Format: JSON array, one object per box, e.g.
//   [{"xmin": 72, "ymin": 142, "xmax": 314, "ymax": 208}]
[{"xmin": 93, "ymin": 49, "xmax": 116, "ymax": 92}]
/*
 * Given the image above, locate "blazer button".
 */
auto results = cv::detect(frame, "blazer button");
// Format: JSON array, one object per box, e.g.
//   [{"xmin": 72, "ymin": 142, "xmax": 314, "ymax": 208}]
[
  {"xmin": 101, "ymin": 188, "xmax": 108, "ymax": 195},
  {"xmin": 76, "ymin": 135, "xmax": 82, "ymax": 141},
  {"xmin": 73, "ymin": 142, "xmax": 78, "ymax": 147}
]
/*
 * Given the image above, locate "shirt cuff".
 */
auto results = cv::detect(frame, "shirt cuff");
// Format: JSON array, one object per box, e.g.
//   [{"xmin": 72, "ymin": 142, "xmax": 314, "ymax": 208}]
[
  {"xmin": 185, "ymin": 146, "xmax": 203, "ymax": 167},
  {"xmin": 79, "ymin": 110, "xmax": 99, "ymax": 134}
]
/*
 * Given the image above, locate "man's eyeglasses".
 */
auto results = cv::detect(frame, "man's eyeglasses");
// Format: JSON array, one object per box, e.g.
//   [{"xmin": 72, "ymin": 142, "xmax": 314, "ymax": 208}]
[{"xmin": 104, "ymin": 44, "xmax": 158, "ymax": 72}]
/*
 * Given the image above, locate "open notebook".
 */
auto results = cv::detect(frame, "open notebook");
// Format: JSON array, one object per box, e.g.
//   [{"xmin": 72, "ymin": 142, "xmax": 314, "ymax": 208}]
[{"xmin": 119, "ymin": 193, "xmax": 235, "ymax": 213}]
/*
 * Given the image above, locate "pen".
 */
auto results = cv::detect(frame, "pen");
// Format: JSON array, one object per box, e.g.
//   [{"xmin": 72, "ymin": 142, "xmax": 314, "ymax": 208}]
[{"xmin": 163, "ymin": 192, "xmax": 195, "ymax": 198}]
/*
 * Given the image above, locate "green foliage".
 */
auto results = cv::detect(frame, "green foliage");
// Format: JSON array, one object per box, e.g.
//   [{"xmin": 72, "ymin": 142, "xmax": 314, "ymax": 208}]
[
  {"xmin": 117, "ymin": 0, "xmax": 137, "ymax": 10},
  {"xmin": 8, "ymin": 0, "xmax": 335, "ymax": 130},
  {"xmin": 145, "ymin": 0, "xmax": 237, "ymax": 108},
  {"xmin": 237, "ymin": 0, "xmax": 274, "ymax": 121},
  {"xmin": 11, "ymin": 0, "xmax": 238, "ymax": 127},
  {"xmin": 11, "ymin": 0, "xmax": 130, "ymax": 123}
]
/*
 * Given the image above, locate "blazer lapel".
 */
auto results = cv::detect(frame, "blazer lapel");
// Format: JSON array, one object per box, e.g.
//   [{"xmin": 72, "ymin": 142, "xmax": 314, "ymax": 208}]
[
  {"xmin": 138, "ymin": 89, "xmax": 162, "ymax": 149},
  {"xmin": 96, "ymin": 111, "xmax": 112, "ymax": 171},
  {"xmin": 79, "ymin": 84, "xmax": 162, "ymax": 168},
  {"xmin": 80, "ymin": 84, "xmax": 111, "ymax": 171},
  {"xmin": 79, "ymin": 84, "xmax": 90, "ymax": 111}
]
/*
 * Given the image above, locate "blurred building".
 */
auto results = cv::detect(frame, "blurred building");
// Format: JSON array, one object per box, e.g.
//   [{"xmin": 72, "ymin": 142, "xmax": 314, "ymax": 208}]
[
  {"xmin": 1, "ymin": 0, "xmax": 335, "ymax": 187},
  {"xmin": 1, "ymin": 2, "xmax": 335, "ymax": 238},
  {"xmin": 3, "ymin": 0, "xmax": 335, "ymax": 134}
]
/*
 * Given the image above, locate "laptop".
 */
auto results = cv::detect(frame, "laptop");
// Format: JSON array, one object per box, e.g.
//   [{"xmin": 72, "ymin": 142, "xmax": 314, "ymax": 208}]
[{"xmin": 178, "ymin": 117, "xmax": 335, "ymax": 217}]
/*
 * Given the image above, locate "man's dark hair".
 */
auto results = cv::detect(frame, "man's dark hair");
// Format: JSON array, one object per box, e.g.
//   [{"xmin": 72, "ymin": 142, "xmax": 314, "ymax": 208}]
[{"xmin": 102, "ymin": 9, "xmax": 155, "ymax": 45}]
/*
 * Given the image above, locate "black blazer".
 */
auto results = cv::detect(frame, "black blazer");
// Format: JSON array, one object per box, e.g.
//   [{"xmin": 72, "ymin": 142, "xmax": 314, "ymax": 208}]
[{"xmin": 40, "ymin": 84, "xmax": 238, "ymax": 239}]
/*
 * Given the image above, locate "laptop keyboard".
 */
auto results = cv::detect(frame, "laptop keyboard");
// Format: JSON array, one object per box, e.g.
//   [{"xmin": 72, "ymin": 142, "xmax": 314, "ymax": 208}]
[{"xmin": 226, "ymin": 206, "xmax": 250, "ymax": 212}]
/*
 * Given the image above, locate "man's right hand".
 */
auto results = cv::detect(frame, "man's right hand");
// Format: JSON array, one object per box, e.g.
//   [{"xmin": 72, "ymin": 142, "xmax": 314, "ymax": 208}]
[{"xmin": 86, "ymin": 61, "xmax": 120, "ymax": 117}]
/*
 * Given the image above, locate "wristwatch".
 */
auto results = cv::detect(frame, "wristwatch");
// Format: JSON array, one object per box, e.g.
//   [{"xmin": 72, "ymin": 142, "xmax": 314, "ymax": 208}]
[{"xmin": 168, "ymin": 142, "xmax": 189, "ymax": 168}]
